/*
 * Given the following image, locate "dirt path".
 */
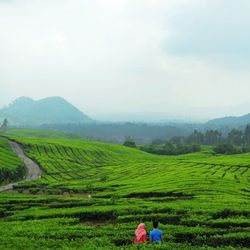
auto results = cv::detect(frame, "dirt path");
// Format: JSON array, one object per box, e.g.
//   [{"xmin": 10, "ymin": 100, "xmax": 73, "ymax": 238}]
[{"xmin": 0, "ymin": 140, "xmax": 42, "ymax": 192}]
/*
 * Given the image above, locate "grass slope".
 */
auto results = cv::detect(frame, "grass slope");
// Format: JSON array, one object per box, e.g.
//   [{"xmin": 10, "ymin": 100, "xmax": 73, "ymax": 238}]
[
  {"xmin": 0, "ymin": 137, "xmax": 25, "ymax": 184},
  {"xmin": 0, "ymin": 129, "xmax": 249, "ymax": 249}
]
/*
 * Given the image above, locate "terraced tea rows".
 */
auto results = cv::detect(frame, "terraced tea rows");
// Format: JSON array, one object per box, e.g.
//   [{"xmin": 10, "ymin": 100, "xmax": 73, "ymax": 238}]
[
  {"xmin": 0, "ymin": 137, "xmax": 25, "ymax": 184},
  {"xmin": 0, "ymin": 137, "xmax": 23, "ymax": 170},
  {"xmin": 0, "ymin": 129, "xmax": 249, "ymax": 249}
]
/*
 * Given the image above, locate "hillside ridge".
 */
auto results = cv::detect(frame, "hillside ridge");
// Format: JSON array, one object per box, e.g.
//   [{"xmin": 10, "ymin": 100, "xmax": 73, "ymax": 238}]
[
  {"xmin": 207, "ymin": 112, "xmax": 250, "ymax": 126},
  {"xmin": 0, "ymin": 96, "xmax": 92, "ymax": 126}
]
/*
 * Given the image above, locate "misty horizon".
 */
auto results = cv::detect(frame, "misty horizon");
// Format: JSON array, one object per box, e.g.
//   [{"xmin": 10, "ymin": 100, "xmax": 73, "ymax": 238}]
[{"xmin": 1, "ymin": 95, "xmax": 250, "ymax": 124}]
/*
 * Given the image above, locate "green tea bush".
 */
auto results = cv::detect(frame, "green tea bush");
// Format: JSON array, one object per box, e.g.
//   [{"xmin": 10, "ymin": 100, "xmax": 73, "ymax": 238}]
[{"xmin": 0, "ymin": 130, "xmax": 249, "ymax": 250}]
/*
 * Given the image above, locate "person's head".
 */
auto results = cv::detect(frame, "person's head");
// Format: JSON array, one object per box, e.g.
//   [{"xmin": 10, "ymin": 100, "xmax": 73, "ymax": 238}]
[
  {"xmin": 137, "ymin": 223, "xmax": 145, "ymax": 230},
  {"xmin": 153, "ymin": 221, "xmax": 158, "ymax": 229}
]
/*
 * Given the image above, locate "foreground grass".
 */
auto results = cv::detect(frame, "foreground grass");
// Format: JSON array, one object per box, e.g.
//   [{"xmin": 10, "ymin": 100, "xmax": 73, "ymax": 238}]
[{"xmin": 0, "ymin": 129, "xmax": 249, "ymax": 249}]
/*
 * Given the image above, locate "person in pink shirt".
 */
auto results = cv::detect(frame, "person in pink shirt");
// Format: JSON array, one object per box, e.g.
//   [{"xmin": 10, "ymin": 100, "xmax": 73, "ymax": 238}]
[{"xmin": 133, "ymin": 223, "xmax": 147, "ymax": 244}]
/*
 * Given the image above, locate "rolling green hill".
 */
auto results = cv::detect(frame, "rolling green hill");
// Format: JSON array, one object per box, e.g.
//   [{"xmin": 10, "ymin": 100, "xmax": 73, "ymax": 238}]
[{"xmin": 0, "ymin": 129, "xmax": 249, "ymax": 249}]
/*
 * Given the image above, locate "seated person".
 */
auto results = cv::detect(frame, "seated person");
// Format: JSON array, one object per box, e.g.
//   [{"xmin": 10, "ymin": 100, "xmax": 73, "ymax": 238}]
[
  {"xmin": 133, "ymin": 223, "xmax": 147, "ymax": 244},
  {"xmin": 149, "ymin": 221, "xmax": 163, "ymax": 243}
]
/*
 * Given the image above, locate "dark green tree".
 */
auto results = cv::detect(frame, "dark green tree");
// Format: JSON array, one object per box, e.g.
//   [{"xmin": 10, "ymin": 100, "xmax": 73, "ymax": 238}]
[
  {"xmin": 186, "ymin": 130, "xmax": 204, "ymax": 145},
  {"xmin": 151, "ymin": 138, "xmax": 165, "ymax": 145},
  {"xmin": 214, "ymin": 144, "xmax": 239, "ymax": 155},
  {"xmin": 169, "ymin": 136, "xmax": 185, "ymax": 145},
  {"xmin": 244, "ymin": 124, "xmax": 250, "ymax": 145},
  {"xmin": 204, "ymin": 130, "xmax": 222, "ymax": 145},
  {"xmin": 0, "ymin": 118, "xmax": 8, "ymax": 132},
  {"xmin": 164, "ymin": 142, "xmax": 175, "ymax": 154},
  {"xmin": 123, "ymin": 137, "xmax": 136, "ymax": 148},
  {"xmin": 227, "ymin": 129, "xmax": 243, "ymax": 146}
]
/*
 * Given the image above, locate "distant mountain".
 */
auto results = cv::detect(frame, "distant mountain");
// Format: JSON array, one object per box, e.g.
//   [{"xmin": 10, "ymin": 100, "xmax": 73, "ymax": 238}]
[
  {"xmin": 207, "ymin": 113, "xmax": 250, "ymax": 127},
  {"xmin": 0, "ymin": 96, "xmax": 92, "ymax": 126}
]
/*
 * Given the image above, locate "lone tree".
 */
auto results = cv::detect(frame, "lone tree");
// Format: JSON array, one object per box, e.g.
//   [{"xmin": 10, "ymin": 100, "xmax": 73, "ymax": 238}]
[
  {"xmin": 0, "ymin": 118, "xmax": 8, "ymax": 132},
  {"xmin": 244, "ymin": 124, "xmax": 250, "ymax": 145},
  {"xmin": 123, "ymin": 137, "xmax": 136, "ymax": 148}
]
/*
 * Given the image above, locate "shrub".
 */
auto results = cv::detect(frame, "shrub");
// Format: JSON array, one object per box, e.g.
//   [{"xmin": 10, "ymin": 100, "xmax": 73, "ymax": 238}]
[
  {"xmin": 140, "ymin": 143, "xmax": 201, "ymax": 155},
  {"xmin": 123, "ymin": 137, "xmax": 136, "ymax": 148}
]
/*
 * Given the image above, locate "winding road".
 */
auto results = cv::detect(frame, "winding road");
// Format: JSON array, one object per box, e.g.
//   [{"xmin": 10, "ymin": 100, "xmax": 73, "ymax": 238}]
[{"xmin": 0, "ymin": 140, "xmax": 42, "ymax": 192}]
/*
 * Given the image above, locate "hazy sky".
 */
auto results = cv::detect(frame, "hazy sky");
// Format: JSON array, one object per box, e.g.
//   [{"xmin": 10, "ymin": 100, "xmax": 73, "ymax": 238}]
[{"xmin": 1, "ymin": 0, "xmax": 250, "ymax": 119}]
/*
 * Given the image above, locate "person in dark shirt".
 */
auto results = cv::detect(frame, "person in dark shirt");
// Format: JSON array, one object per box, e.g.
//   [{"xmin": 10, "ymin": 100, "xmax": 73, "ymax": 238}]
[{"xmin": 149, "ymin": 221, "xmax": 163, "ymax": 243}]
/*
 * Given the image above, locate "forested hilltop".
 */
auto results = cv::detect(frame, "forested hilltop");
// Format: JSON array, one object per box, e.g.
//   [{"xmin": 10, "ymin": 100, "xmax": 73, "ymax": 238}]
[{"xmin": 0, "ymin": 97, "xmax": 92, "ymax": 126}]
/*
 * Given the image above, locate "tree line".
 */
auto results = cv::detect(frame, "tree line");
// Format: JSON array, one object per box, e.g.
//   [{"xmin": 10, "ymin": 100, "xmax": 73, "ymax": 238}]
[
  {"xmin": 123, "ymin": 136, "xmax": 201, "ymax": 155},
  {"xmin": 41, "ymin": 122, "xmax": 195, "ymax": 144},
  {"xmin": 139, "ymin": 142, "xmax": 201, "ymax": 156},
  {"xmin": 123, "ymin": 124, "xmax": 250, "ymax": 155},
  {"xmin": 169, "ymin": 125, "xmax": 250, "ymax": 146}
]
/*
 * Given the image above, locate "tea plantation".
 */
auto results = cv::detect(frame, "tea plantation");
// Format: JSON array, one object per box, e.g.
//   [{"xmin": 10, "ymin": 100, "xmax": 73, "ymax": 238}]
[
  {"xmin": 0, "ymin": 129, "xmax": 249, "ymax": 249},
  {"xmin": 0, "ymin": 137, "xmax": 25, "ymax": 184}
]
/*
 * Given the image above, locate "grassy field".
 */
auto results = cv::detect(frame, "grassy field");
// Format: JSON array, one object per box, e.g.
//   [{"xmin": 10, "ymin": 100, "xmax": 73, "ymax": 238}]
[
  {"xmin": 0, "ymin": 129, "xmax": 249, "ymax": 249},
  {"xmin": 0, "ymin": 136, "xmax": 25, "ymax": 184}
]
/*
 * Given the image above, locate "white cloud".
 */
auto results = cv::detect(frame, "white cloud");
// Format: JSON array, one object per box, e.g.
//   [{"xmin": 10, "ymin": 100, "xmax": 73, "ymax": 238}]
[
  {"xmin": 165, "ymin": 0, "xmax": 250, "ymax": 59},
  {"xmin": 0, "ymin": 0, "xmax": 250, "ymax": 118}
]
